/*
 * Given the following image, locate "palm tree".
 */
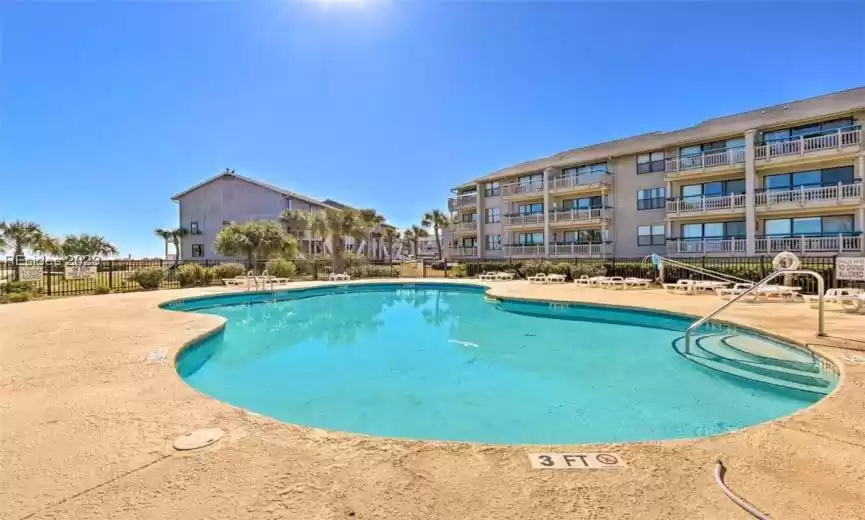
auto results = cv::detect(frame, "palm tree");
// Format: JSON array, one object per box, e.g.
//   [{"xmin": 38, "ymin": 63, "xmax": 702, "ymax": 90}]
[
  {"xmin": 308, "ymin": 212, "xmax": 328, "ymax": 256},
  {"xmin": 403, "ymin": 225, "xmax": 428, "ymax": 257},
  {"xmin": 153, "ymin": 228, "xmax": 172, "ymax": 260},
  {"xmin": 0, "ymin": 220, "xmax": 56, "ymax": 260},
  {"xmin": 356, "ymin": 209, "xmax": 383, "ymax": 260},
  {"xmin": 421, "ymin": 210, "xmax": 449, "ymax": 260},
  {"xmin": 279, "ymin": 209, "xmax": 310, "ymax": 255},
  {"xmin": 213, "ymin": 220, "xmax": 299, "ymax": 269},
  {"xmin": 60, "ymin": 234, "xmax": 119, "ymax": 257},
  {"xmin": 170, "ymin": 228, "xmax": 189, "ymax": 267},
  {"xmin": 381, "ymin": 227, "xmax": 400, "ymax": 262},
  {"xmin": 321, "ymin": 208, "xmax": 366, "ymax": 272}
]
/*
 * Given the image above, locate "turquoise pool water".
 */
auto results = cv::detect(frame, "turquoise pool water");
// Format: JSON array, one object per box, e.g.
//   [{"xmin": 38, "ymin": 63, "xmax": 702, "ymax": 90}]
[{"xmin": 172, "ymin": 283, "xmax": 829, "ymax": 444}]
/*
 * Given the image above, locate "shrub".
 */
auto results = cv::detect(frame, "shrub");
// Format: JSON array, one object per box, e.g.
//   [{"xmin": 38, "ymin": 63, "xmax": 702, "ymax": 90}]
[
  {"xmin": 130, "ymin": 267, "xmax": 164, "ymax": 289},
  {"xmin": 177, "ymin": 263, "xmax": 204, "ymax": 287},
  {"xmin": 200, "ymin": 267, "xmax": 216, "ymax": 285},
  {"xmin": 551, "ymin": 262, "xmax": 572, "ymax": 276},
  {"xmin": 4, "ymin": 280, "xmax": 38, "ymax": 294},
  {"xmin": 569, "ymin": 263, "xmax": 606, "ymax": 279},
  {"xmin": 4, "ymin": 292, "xmax": 32, "ymax": 303},
  {"xmin": 452, "ymin": 264, "xmax": 468, "ymax": 278},
  {"xmin": 266, "ymin": 258, "xmax": 297, "ymax": 279},
  {"xmin": 94, "ymin": 285, "xmax": 111, "ymax": 295},
  {"xmin": 214, "ymin": 263, "xmax": 246, "ymax": 280}
]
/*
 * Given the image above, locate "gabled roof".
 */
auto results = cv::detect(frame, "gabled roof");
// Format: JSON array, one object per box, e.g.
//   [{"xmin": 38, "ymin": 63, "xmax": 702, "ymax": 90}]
[{"xmin": 170, "ymin": 171, "xmax": 334, "ymax": 208}]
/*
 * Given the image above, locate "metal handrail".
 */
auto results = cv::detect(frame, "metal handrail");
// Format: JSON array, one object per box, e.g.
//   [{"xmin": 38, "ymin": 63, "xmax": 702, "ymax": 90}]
[
  {"xmin": 641, "ymin": 254, "xmax": 753, "ymax": 285},
  {"xmin": 683, "ymin": 269, "xmax": 825, "ymax": 353}
]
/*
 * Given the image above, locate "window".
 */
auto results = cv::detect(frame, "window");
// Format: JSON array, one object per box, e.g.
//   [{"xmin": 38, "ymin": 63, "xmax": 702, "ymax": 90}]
[
  {"xmin": 461, "ymin": 213, "xmax": 478, "ymax": 223},
  {"xmin": 761, "ymin": 118, "xmax": 855, "ymax": 143},
  {"xmin": 516, "ymin": 202, "xmax": 543, "ymax": 215},
  {"xmin": 558, "ymin": 229, "xmax": 603, "ymax": 244},
  {"xmin": 763, "ymin": 166, "xmax": 855, "ymax": 191},
  {"xmin": 563, "ymin": 162, "xmax": 609, "ymax": 177},
  {"xmin": 681, "ymin": 221, "xmax": 746, "ymax": 239},
  {"xmin": 763, "ymin": 216, "xmax": 854, "ymax": 236},
  {"xmin": 484, "ymin": 181, "xmax": 501, "ymax": 197},
  {"xmin": 191, "ymin": 244, "xmax": 204, "ymax": 257},
  {"xmin": 637, "ymin": 225, "xmax": 665, "ymax": 246},
  {"xmin": 460, "ymin": 237, "xmax": 477, "ymax": 248},
  {"xmin": 485, "ymin": 234, "xmax": 502, "ymax": 250},
  {"xmin": 561, "ymin": 196, "xmax": 603, "ymax": 211},
  {"xmin": 517, "ymin": 232, "xmax": 544, "ymax": 245},
  {"xmin": 679, "ymin": 179, "xmax": 745, "ymax": 200},
  {"xmin": 637, "ymin": 187, "xmax": 665, "ymax": 210},
  {"xmin": 485, "ymin": 207, "xmax": 500, "ymax": 224},
  {"xmin": 222, "ymin": 220, "xmax": 231, "ymax": 226},
  {"xmin": 190, "ymin": 221, "xmax": 201, "ymax": 235},
  {"xmin": 637, "ymin": 151, "xmax": 666, "ymax": 174},
  {"xmin": 518, "ymin": 173, "xmax": 543, "ymax": 185}
]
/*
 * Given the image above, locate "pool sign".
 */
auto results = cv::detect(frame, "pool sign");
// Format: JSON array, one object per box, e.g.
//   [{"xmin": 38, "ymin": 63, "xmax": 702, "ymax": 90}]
[
  {"xmin": 18, "ymin": 266, "xmax": 44, "ymax": 283},
  {"xmin": 65, "ymin": 264, "xmax": 97, "ymax": 280},
  {"xmin": 836, "ymin": 257, "xmax": 865, "ymax": 281},
  {"xmin": 528, "ymin": 452, "xmax": 626, "ymax": 470}
]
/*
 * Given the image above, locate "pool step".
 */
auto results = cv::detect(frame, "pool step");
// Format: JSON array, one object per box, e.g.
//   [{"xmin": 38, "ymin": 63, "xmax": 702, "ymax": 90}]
[
  {"xmin": 672, "ymin": 335, "xmax": 836, "ymax": 395},
  {"xmin": 720, "ymin": 334, "xmax": 819, "ymax": 373}
]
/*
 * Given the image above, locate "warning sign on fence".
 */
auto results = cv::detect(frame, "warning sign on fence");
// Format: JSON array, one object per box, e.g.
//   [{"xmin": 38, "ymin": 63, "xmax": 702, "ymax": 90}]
[
  {"xmin": 18, "ymin": 266, "xmax": 44, "ymax": 283},
  {"xmin": 836, "ymin": 257, "xmax": 865, "ymax": 281},
  {"xmin": 64, "ymin": 265, "xmax": 97, "ymax": 280}
]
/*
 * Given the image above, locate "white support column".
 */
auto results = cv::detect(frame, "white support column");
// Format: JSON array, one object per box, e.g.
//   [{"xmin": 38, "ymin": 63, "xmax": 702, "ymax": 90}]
[
  {"xmin": 857, "ymin": 154, "xmax": 865, "ymax": 180},
  {"xmin": 543, "ymin": 168, "xmax": 554, "ymax": 258},
  {"xmin": 744, "ymin": 129, "xmax": 758, "ymax": 256},
  {"xmin": 475, "ymin": 182, "xmax": 485, "ymax": 260}
]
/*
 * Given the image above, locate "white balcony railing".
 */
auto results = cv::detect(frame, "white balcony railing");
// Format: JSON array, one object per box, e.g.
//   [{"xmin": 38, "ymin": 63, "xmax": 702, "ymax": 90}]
[
  {"xmin": 448, "ymin": 247, "xmax": 478, "ymax": 257},
  {"xmin": 549, "ymin": 208, "xmax": 608, "ymax": 223},
  {"xmin": 666, "ymin": 238, "xmax": 747, "ymax": 255},
  {"xmin": 756, "ymin": 127, "xmax": 862, "ymax": 160},
  {"xmin": 665, "ymin": 147, "xmax": 746, "ymax": 173},
  {"xmin": 502, "ymin": 244, "xmax": 544, "ymax": 257},
  {"xmin": 501, "ymin": 180, "xmax": 545, "ymax": 197},
  {"xmin": 447, "ymin": 193, "xmax": 478, "ymax": 212},
  {"xmin": 504, "ymin": 213, "xmax": 545, "ymax": 226},
  {"xmin": 755, "ymin": 183, "xmax": 864, "ymax": 207},
  {"xmin": 666, "ymin": 194, "xmax": 747, "ymax": 215},
  {"xmin": 548, "ymin": 243, "xmax": 610, "ymax": 258},
  {"xmin": 756, "ymin": 234, "xmax": 862, "ymax": 254},
  {"xmin": 453, "ymin": 221, "xmax": 478, "ymax": 232},
  {"xmin": 551, "ymin": 172, "xmax": 610, "ymax": 190}
]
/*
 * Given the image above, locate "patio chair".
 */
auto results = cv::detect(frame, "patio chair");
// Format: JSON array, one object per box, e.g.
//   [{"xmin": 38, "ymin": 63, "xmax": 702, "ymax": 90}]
[
  {"xmin": 803, "ymin": 288, "xmax": 863, "ymax": 309},
  {"xmin": 599, "ymin": 276, "xmax": 626, "ymax": 289},
  {"xmin": 663, "ymin": 280, "xmax": 696, "ymax": 295},
  {"xmin": 496, "ymin": 272, "xmax": 516, "ymax": 281},
  {"xmin": 837, "ymin": 293, "xmax": 865, "ymax": 314},
  {"xmin": 587, "ymin": 276, "xmax": 611, "ymax": 287},
  {"xmin": 624, "ymin": 277, "xmax": 652, "ymax": 289},
  {"xmin": 574, "ymin": 275, "xmax": 591, "ymax": 287},
  {"xmin": 692, "ymin": 280, "xmax": 730, "ymax": 292},
  {"xmin": 546, "ymin": 274, "xmax": 567, "ymax": 284},
  {"xmin": 715, "ymin": 283, "xmax": 755, "ymax": 300},
  {"xmin": 222, "ymin": 276, "xmax": 251, "ymax": 287},
  {"xmin": 528, "ymin": 273, "xmax": 548, "ymax": 283},
  {"xmin": 477, "ymin": 271, "xmax": 498, "ymax": 280},
  {"xmin": 329, "ymin": 273, "xmax": 351, "ymax": 281}
]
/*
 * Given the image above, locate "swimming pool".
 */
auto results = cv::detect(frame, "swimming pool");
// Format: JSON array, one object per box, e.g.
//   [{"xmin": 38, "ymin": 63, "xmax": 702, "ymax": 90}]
[{"xmin": 170, "ymin": 283, "xmax": 837, "ymax": 444}]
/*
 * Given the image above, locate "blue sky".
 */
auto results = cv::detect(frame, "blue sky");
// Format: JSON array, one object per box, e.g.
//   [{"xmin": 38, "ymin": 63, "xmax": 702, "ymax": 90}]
[{"xmin": 3, "ymin": 1, "xmax": 864, "ymax": 257}]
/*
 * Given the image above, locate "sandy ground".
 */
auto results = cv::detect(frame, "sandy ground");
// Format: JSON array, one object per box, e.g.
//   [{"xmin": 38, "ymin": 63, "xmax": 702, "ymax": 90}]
[{"xmin": 2, "ymin": 279, "xmax": 865, "ymax": 520}]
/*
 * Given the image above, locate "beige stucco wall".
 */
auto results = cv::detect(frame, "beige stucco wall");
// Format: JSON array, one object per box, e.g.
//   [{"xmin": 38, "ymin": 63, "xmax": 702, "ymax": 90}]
[{"xmin": 610, "ymin": 155, "xmax": 666, "ymax": 257}]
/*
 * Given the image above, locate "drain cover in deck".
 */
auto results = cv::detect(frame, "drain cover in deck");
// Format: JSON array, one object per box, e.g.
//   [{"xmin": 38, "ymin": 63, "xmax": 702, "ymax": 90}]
[{"xmin": 173, "ymin": 428, "xmax": 225, "ymax": 451}]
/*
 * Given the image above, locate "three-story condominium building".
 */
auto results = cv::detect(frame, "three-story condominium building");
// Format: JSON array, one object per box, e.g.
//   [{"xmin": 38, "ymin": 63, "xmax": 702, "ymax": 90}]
[{"xmin": 447, "ymin": 87, "xmax": 865, "ymax": 260}]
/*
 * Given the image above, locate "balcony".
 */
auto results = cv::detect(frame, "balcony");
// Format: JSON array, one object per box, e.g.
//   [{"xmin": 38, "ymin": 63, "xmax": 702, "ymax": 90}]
[
  {"xmin": 756, "ymin": 233, "xmax": 862, "ymax": 255},
  {"xmin": 504, "ymin": 212, "xmax": 544, "ymax": 227},
  {"xmin": 502, "ymin": 180, "xmax": 544, "ymax": 200},
  {"xmin": 549, "ymin": 172, "xmax": 611, "ymax": 194},
  {"xmin": 448, "ymin": 247, "xmax": 479, "ymax": 258},
  {"xmin": 756, "ymin": 126, "xmax": 862, "ymax": 163},
  {"xmin": 665, "ymin": 147, "xmax": 746, "ymax": 177},
  {"xmin": 548, "ymin": 208, "xmax": 610, "ymax": 226},
  {"xmin": 548, "ymin": 242, "xmax": 611, "ymax": 258},
  {"xmin": 453, "ymin": 221, "xmax": 478, "ymax": 234},
  {"xmin": 448, "ymin": 193, "xmax": 478, "ymax": 212},
  {"xmin": 666, "ymin": 238, "xmax": 747, "ymax": 256},
  {"xmin": 502, "ymin": 244, "xmax": 544, "ymax": 258},
  {"xmin": 666, "ymin": 194, "xmax": 747, "ymax": 217},
  {"xmin": 755, "ymin": 183, "xmax": 864, "ymax": 212}
]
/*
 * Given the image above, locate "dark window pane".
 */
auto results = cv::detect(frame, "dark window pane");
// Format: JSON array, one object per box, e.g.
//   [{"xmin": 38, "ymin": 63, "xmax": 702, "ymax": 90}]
[
  {"xmin": 822, "ymin": 216, "xmax": 854, "ymax": 233},
  {"xmin": 792, "ymin": 170, "xmax": 821, "ymax": 187},
  {"xmin": 725, "ymin": 179, "xmax": 746, "ymax": 194},
  {"xmin": 822, "ymin": 166, "xmax": 854, "ymax": 185},
  {"xmin": 792, "ymin": 217, "xmax": 821, "ymax": 235},
  {"xmin": 765, "ymin": 174, "xmax": 791, "ymax": 191},
  {"xmin": 725, "ymin": 221, "xmax": 747, "ymax": 237}
]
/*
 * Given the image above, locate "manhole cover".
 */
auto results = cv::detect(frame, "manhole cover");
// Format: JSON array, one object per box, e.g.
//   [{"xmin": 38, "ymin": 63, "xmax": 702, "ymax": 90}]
[{"xmin": 173, "ymin": 428, "xmax": 225, "ymax": 451}]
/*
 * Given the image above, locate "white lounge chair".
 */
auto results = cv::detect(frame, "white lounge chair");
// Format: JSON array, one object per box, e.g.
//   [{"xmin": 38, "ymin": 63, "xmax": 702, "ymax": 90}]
[
  {"xmin": 528, "ymin": 273, "xmax": 548, "ymax": 283},
  {"xmin": 692, "ymin": 280, "xmax": 730, "ymax": 292},
  {"xmin": 546, "ymin": 274, "xmax": 567, "ymax": 284},
  {"xmin": 624, "ymin": 277, "xmax": 652, "ymax": 289},
  {"xmin": 838, "ymin": 293, "xmax": 865, "ymax": 313},
  {"xmin": 663, "ymin": 280, "xmax": 696, "ymax": 295},
  {"xmin": 477, "ymin": 271, "xmax": 498, "ymax": 280},
  {"xmin": 222, "ymin": 276, "xmax": 252, "ymax": 287},
  {"xmin": 329, "ymin": 273, "xmax": 351, "ymax": 281},
  {"xmin": 496, "ymin": 272, "xmax": 515, "ymax": 281},
  {"xmin": 715, "ymin": 283, "xmax": 755, "ymax": 299},
  {"xmin": 587, "ymin": 276, "xmax": 611, "ymax": 287},
  {"xmin": 599, "ymin": 276, "xmax": 626, "ymax": 289},
  {"xmin": 803, "ymin": 288, "xmax": 863, "ymax": 309},
  {"xmin": 574, "ymin": 275, "xmax": 591, "ymax": 287}
]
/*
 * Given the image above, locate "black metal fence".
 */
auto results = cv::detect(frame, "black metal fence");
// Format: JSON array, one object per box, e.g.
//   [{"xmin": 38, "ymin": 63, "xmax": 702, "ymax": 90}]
[{"xmin": 1, "ymin": 255, "xmax": 862, "ymax": 298}]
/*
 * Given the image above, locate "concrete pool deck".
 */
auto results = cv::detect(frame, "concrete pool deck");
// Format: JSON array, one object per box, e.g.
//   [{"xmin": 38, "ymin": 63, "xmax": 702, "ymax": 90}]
[{"xmin": 2, "ymin": 279, "xmax": 865, "ymax": 519}]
